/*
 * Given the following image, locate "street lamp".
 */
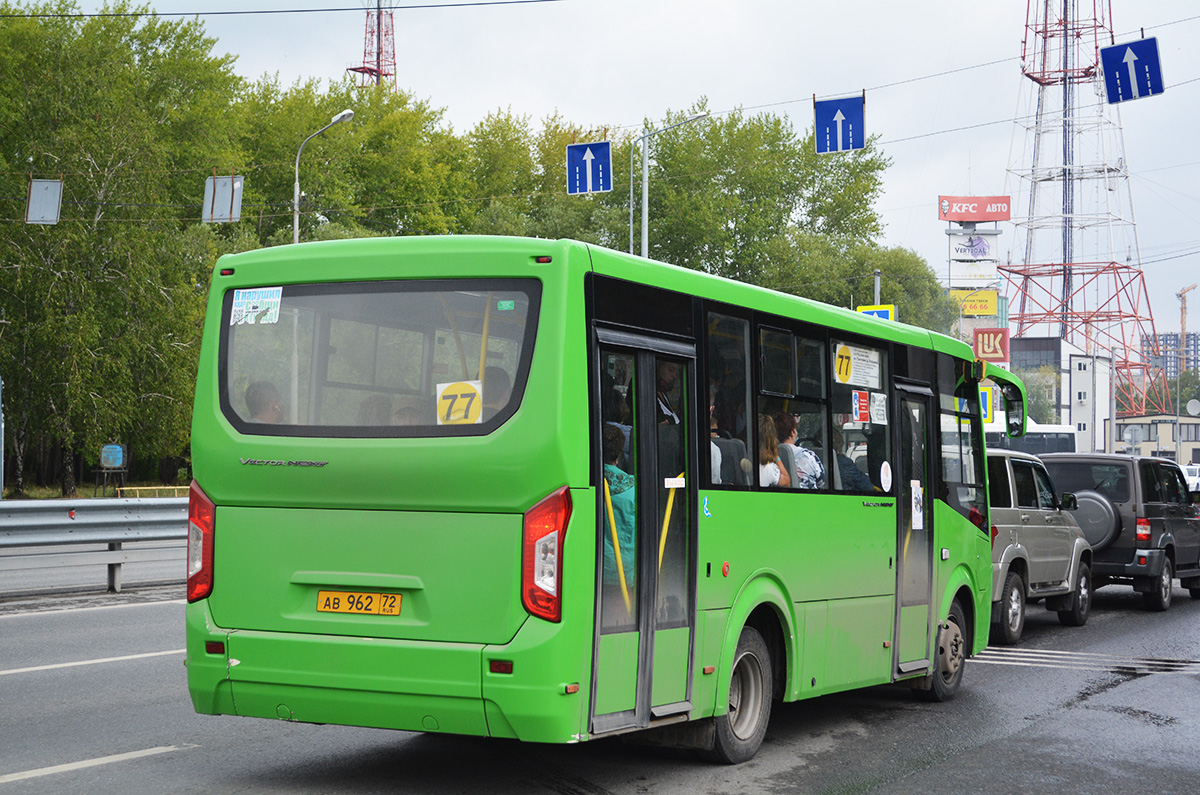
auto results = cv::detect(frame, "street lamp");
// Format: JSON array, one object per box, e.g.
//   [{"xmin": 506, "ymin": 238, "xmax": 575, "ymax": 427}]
[
  {"xmin": 628, "ymin": 111, "xmax": 710, "ymax": 257},
  {"xmin": 293, "ymin": 108, "xmax": 354, "ymax": 245}
]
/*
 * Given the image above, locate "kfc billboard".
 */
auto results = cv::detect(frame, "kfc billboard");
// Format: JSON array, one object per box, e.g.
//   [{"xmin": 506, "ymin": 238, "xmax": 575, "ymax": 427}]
[{"xmin": 938, "ymin": 196, "xmax": 1011, "ymax": 222}]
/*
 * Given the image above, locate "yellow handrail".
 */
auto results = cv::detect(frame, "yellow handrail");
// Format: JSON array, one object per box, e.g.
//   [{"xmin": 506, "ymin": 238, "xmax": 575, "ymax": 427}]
[
  {"xmin": 477, "ymin": 291, "xmax": 493, "ymax": 383},
  {"xmin": 603, "ymin": 477, "xmax": 632, "ymax": 616},
  {"xmin": 658, "ymin": 472, "xmax": 684, "ymax": 571}
]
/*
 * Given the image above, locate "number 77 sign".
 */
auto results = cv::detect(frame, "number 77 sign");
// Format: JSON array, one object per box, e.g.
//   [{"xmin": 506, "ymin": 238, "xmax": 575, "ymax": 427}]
[{"xmin": 436, "ymin": 380, "xmax": 483, "ymax": 424}]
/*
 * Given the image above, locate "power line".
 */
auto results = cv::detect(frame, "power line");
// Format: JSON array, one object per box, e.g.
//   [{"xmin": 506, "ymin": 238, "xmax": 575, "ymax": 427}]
[{"xmin": 0, "ymin": 0, "xmax": 572, "ymax": 19}]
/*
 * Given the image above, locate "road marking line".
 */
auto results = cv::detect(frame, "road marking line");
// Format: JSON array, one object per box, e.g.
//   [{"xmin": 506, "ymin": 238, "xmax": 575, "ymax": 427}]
[
  {"xmin": 0, "ymin": 598, "xmax": 186, "ymax": 619},
  {"xmin": 975, "ymin": 647, "xmax": 1200, "ymax": 675},
  {"xmin": 0, "ymin": 746, "xmax": 180, "ymax": 784},
  {"xmin": 0, "ymin": 649, "xmax": 185, "ymax": 676}
]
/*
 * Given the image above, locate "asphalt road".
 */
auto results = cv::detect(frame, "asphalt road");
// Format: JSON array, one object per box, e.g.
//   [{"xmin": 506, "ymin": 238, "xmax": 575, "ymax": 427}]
[{"xmin": 1, "ymin": 584, "xmax": 1198, "ymax": 794}]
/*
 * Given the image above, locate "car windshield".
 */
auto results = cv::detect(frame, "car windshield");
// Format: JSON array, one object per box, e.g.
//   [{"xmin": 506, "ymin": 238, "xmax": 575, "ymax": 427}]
[{"xmin": 1042, "ymin": 461, "xmax": 1130, "ymax": 503}]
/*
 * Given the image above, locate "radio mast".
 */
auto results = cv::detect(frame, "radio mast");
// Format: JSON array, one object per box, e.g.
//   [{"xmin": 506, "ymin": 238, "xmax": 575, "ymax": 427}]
[
  {"xmin": 347, "ymin": 1, "xmax": 396, "ymax": 88},
  {"xmin": 1002, "ymin": 0, "xmax": 1169, "ymax": 416}
]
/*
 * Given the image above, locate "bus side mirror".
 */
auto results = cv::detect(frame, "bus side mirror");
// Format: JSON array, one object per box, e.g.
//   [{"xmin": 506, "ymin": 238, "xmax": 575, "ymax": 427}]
[
  {"xmin": 1002, "ymin": 383, "xmax": 1025, "ymax": 438},
  {"xmin": 1060, "ymin": 492, "xmax": 1078, "ymax": 511}
]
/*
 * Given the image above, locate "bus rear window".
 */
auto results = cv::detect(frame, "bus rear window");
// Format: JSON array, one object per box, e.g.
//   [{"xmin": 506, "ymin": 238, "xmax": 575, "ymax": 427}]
[{"xmin": 220, "ymin": 279, "xmax": 541, "ymax": 436}]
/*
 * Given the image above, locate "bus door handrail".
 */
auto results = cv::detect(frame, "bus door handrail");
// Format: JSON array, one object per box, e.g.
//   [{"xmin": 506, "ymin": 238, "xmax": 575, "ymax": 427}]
[{"xmin": 658, "ymin": 471, "xmax": 685, "ymax": 572}]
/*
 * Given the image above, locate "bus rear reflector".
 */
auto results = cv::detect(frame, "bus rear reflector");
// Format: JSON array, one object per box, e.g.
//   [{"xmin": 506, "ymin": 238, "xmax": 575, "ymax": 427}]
[
  {"xmin": 522, "ymin": 486, "xmax": 572, "ymax": 622},
  {"xmin": 1136, "ymin": 518, "xmax": 1151, "ymax": 543},
  {"xmin": 187, "ymin": 481, "xmax": 216, "ymax": 603}
]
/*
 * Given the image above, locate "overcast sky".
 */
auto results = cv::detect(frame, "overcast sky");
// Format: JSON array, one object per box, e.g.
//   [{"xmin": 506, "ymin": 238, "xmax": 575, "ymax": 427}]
[{"xmin": 74, "ymin": 0, "xmax": 1200, "ymax": 333}]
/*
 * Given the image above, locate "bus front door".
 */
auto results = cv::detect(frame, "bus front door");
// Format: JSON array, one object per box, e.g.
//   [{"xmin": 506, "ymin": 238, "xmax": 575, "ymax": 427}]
[
  {"xmin": 591, "ymin": 343, "xmax": 695, "ymax": 735},
  {"xmin": 894, "ymin": 387, "xmax": 935, "ymax": 677}
]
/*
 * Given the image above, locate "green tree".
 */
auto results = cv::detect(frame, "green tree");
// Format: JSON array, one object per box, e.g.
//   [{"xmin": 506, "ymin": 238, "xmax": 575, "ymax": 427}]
[
  {"xmin": 464, "ymin": 108, "xmax": 536, "ymax": 235},
  {"xmin": 761, "ymin": 232, "xmax": 957, "ymax": 334},
  {"xmin": 1014, "ymin": 365, "xmax": 1060, "ymax": 425},
  {"xmin": 0, "ymin": 1, "xmax": 241, "ymax": 494}
]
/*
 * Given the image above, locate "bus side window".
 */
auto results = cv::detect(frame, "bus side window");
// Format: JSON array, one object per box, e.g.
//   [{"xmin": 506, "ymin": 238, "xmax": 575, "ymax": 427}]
[
  {"xmin": 829, "ymin": 339, "xmax": 890, "ymax": 493},
  {"xmin": 708, "ymin": 311, "xmax": 753, "ymax": 486}
]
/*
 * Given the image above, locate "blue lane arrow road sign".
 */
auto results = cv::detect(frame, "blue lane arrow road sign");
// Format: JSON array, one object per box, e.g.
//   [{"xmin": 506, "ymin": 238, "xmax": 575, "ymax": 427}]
[
  {"xmin": 566, "ymin": 141, "xmax": 612, "ymax": 195},
  {"xmin": 1100, "ymin": 37, "xmax": 1165, "ymax": 104},
  {"xmin": 814, "ymin": 95, "xmax": 865, "ymax": 154}
]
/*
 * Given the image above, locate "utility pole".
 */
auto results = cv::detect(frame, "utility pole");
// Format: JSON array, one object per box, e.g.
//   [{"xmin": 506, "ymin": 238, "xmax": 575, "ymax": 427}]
[{"xmin": 1178, "ymin": 283, "xmax": 1196, "ymax": 376}]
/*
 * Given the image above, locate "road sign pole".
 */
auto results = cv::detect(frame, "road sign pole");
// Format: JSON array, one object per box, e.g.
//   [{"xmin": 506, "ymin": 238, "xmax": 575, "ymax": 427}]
[{"xmin": 641, "ymin": 135, "xmax": 649, "ymax": 258}]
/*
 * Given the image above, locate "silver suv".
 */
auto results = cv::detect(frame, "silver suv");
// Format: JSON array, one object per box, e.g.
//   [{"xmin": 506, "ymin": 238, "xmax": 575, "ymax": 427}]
[{"xmin": 986, "ymin": 449, "xmax": 1093, "ymax": 644}]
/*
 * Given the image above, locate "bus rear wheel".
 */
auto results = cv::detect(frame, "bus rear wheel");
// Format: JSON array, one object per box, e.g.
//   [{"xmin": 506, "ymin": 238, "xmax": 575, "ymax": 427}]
[{"xmin": 704, "ymin": 625, "xmax": 772, "ymax": 764}]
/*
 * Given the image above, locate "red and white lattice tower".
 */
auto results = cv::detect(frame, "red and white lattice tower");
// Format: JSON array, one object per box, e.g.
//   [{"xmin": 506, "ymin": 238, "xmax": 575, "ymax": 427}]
[
  {"xmin": 1002, "ymin": 0, "xmax": 1169, "ymax": 415},
  {"xmin": 347, "ymin": 1, "xmax": 396, "ymax": 88}
]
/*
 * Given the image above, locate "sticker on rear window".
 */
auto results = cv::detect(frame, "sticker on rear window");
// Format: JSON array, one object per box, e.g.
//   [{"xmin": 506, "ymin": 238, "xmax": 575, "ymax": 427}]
[
  {"xmin": 436, "ymin": 380, "xmax": 483, "ymax": 425},
  {"xmin": 231, "ymin": 287, "xmax": 283, "ymax": 326}
]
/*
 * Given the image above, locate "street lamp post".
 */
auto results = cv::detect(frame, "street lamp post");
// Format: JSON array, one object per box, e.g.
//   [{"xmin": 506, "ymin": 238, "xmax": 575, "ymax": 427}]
[
  {"xmin": 294, "ymin": 108, "xmax": 354, "ymax": 245},
  {"xmin": 628, "ymin": 112, "xmax": 709, "ymax": 257}
]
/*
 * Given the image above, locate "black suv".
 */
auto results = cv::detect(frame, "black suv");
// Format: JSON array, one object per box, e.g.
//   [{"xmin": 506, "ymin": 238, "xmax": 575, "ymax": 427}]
[{"xmin": 1041, "ymin": 454, "xmax": 1200, "ymax": 610}]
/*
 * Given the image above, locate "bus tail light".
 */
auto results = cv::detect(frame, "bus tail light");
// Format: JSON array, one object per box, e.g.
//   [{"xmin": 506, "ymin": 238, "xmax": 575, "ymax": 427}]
[
  {"xmin": 1136, "ymin": 517, "xmax": 1151, "ymax": 543},
  {"xmin": 522, "ymin": 486, "xmax": 572, "ymax": 622},
  {"xmin": 990, "ymin": 525, "xmax": 999, "ymax": 548},
  {"xmin": 187, "ymin": 480, "xmax": 216, "ymax": 603}
]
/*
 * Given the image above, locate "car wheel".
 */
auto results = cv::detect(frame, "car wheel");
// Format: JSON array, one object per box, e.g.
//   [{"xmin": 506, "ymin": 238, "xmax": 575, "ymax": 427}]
[
  {"xmin": 704, "ymin": 625, "xmax": 772, "ymax": 764},
  {"xmin": 918, "ymin": 601, "xmax": 966, "ymax": 702},
  {"xmin": 1058, "ymin": 562, "xmax": 1091, "ymax": 627},
  {"xmin": 1142, "ymin": 558, "xmax": 1173, "ymax": 612},
  {"xmin": 992, "ymin": 571, "xmax": 1025, "ymax": 645}
]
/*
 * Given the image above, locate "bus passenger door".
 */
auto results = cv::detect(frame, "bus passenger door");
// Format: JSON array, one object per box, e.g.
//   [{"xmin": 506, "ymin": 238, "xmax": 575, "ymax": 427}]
[
  {"xmin": 591, "ymin": 341, "xmax": 696, "ymax": 735},
  {"xmin": 894, "ymin": 387, "xmax": 935, "ymax": 677}
]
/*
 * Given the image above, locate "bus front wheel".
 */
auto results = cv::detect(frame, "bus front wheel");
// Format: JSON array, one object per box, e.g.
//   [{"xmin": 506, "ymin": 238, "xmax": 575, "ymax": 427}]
[
  {"xmin": 704, "ymin": 625, "xmax": 772, "ymax": 764},
  {"xmin": 917, "ymin": 600, "xmax": 966, "ymax": 702}
]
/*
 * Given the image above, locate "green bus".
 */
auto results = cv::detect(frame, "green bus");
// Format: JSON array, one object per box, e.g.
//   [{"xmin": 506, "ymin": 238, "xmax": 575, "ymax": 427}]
[{"xmin": 186, "ymin": 235, "xmax": 1026, "ymax": 763}]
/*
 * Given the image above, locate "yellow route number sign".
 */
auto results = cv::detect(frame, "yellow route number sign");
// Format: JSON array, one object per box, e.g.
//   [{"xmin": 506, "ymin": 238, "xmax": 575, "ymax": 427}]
[
  {"xmin": 833, "ymin": 342, "xmax": 881, "ymax": 389},
  {"xmin": 436, "ymin": 380, "xmax": 483, "ymax": 425}
]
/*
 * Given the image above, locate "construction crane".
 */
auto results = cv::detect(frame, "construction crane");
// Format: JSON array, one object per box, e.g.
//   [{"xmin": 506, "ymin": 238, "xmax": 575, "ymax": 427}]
[{"xmin": 1179, "ymin": 283, "xmax": 1197, "ymax": 377}]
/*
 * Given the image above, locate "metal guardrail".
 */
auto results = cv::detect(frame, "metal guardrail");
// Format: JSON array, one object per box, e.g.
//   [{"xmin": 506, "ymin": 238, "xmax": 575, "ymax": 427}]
[{"xmin": 0, "ymin": 497, "xmax": 188, "ymax": 592}]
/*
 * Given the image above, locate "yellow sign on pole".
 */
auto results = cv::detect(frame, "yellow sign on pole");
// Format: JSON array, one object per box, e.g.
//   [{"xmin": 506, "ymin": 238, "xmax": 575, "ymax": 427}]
[
  {"xmin": 950, "ymin": 290, "xmax": 998, "ymax": 316},
  {"xmin": 857, "ymin": 304, "xmax": 896, "ymax": 321},
  {"xmin": 979, "ymin": 386, "xmax": 995, "ymax": 422}
]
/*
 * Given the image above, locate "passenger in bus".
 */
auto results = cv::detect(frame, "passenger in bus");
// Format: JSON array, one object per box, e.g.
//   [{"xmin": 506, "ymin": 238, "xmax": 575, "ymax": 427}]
[
  {"xmin": 482, "ymin": 366, "xmax": 512, "ymax": 421},
  {"xmin": 391, "ymin": 405, "xmax": 423, "ymax": 426},
  {"xmin": 710, "ymin": 389, "xmax": 723, "ymax": 484},
  {"xmin": 758, "ymin": 414, "xmax": 791, "ymax": 488},
  {"xmin": 356, "ymin": 394, "xmax": 392, "ymax": 426},
  {"xmin": 601, "ymin": 423, "xmax": 637, "ymax": 591},
  {"xmin": 831, "ymin": 426, "xmax": 877, "ymax": 492},
  {"xmin": 602, "ymin": 373, "xmax": 633, "ymax": 464},
  {"xmin": 775, "ymin": 412, "xmax": 824, "ymax": 489},
  {"xmin": 245, "ymin": 381, "xmax": 284, "ymax": 423},
  {"xmin": 655, "ymin": 361, "xmax": 681, "ymax": 424}
]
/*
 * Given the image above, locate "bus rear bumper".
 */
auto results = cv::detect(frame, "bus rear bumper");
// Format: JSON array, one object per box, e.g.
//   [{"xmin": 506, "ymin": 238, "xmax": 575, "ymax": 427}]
[
  {"xmin": 186, "ymin": 602, "xmax": 486, "ymax": 735},
  {"xmin": 185, "ymin": 602, "xmax": 587, "ymax": 743}
]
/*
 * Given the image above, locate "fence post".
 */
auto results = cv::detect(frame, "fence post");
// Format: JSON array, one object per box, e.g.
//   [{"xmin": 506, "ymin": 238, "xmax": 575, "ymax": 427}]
[{"xmin": 107, "ymin": 541, "xmax": 122, "ymax": 592}]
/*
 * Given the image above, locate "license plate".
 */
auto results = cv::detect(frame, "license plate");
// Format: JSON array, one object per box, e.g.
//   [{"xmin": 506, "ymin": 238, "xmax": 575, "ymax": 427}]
[{"xmin": 316, "ymin": 590, "xmax": 401, "ymax": 616}]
